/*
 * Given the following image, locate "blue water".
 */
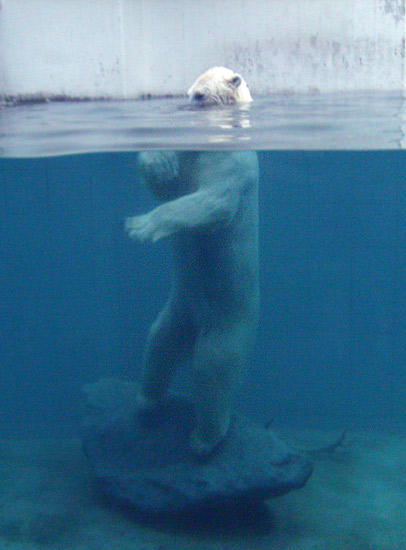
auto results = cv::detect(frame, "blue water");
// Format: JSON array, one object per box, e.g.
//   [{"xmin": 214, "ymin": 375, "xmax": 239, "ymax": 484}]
[
  {"xmin": 1, "ymin": 148, "xmax": 405, "ymax": 438},
  {"xmin": 1, "ymin": 96, "xmax": 405, "ymax": 548}
]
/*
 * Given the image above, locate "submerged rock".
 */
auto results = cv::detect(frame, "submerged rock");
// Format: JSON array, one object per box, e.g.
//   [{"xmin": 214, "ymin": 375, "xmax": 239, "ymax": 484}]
[{"xmin": 82, "ymin": 378, "xmax": 312, "ymax": 515}]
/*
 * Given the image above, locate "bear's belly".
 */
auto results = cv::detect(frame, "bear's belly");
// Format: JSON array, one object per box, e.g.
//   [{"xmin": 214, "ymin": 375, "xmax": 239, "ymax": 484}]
[
  {"xmin": 148, "ymin": 178, "xmax": 186, "ymax": 202},
  {"xmin": 173, "ymin": 233, "xmax": 259, "ymax": 319}
]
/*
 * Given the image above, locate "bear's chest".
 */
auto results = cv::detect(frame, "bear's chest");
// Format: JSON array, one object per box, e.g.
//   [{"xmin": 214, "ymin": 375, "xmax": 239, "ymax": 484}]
[
  {"xmin": 148, "ymin": 159, "xmax": 198, "ymax": 203},
  {"xmin": 148, "ymin": 179, "xmax": 183, "ymax": 201}
]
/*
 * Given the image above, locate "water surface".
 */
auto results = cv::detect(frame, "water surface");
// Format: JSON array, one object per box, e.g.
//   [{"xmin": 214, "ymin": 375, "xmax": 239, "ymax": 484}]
[{"xmin": 1, "ymin": 92, "xmax": 405, "ymax": 157}]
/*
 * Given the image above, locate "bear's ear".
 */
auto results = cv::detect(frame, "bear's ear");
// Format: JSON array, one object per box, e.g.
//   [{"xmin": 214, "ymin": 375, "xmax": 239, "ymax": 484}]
[{"xmin": 229, "ymin": 75, "xmax": 242, "ymax": 88}]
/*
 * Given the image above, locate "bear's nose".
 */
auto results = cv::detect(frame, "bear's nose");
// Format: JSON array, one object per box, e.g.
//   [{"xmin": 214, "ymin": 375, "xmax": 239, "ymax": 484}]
[{"xmin": 193, "ymin": 92, "xmax": 205, "ymax": 102}]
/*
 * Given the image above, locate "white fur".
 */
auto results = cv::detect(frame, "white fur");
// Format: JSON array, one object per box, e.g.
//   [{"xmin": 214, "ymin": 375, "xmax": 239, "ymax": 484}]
[
  {"xmin": 188, "ymin": 67, "xmax": 253, "ymax": 106},
  {"xmin": 126, "ymin": 69, "xmax": 258, "ymax": 455}
]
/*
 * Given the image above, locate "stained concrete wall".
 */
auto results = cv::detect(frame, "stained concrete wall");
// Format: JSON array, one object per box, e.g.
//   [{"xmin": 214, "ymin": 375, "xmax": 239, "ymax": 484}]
[{"xmin": 0, "ymin": 0, "xmax": 405, "ymax": 100}]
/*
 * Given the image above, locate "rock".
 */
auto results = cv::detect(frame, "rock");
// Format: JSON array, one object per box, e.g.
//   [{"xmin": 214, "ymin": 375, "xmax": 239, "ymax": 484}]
[{"xmin": 82, "ymin": 378, "xmax": 313, "ymax": 515}]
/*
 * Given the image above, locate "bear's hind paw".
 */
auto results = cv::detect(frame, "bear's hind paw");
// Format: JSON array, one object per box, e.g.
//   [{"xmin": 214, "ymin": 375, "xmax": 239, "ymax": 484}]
[{"xmin": 189, "ymin": 429, "xmax": 227, "ymax": 458}]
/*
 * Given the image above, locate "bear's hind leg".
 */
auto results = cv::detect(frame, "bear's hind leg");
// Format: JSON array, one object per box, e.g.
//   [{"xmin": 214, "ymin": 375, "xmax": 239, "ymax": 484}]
[
  {"xmin": 139, "ymin": 295, "xmax": 196, "ymax": 405},
  {"xmin": 190, "ymin": 322, "xmax": 251, "ymax": 456}
]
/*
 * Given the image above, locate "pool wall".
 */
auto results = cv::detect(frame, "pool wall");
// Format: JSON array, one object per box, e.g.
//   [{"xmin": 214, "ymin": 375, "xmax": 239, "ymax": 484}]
[{"xmin": 0, "ymin": 0, "xmax": 405, "ymax": 100}]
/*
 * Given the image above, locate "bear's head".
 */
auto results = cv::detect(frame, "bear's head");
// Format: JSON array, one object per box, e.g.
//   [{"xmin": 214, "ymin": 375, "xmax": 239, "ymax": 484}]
[{"xmin": 188, "ymin": 67, "xmax": 252, "ymax": 106}]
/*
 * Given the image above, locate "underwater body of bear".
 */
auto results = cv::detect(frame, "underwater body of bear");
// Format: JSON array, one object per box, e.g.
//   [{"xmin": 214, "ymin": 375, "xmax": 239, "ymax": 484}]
[
  {"xmin": 126, "ymin": 68, "xmax": 258, "ymax": 456},
  {"xmin": 83, "ymin": 69, "xmax": 312, "ymax": 512}
]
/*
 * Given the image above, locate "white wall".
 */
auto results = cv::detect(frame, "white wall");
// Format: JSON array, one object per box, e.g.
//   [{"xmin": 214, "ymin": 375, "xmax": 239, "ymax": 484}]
[{"xmin": 0, "ymin": 0, "xmax": 405, "ymax": 100}]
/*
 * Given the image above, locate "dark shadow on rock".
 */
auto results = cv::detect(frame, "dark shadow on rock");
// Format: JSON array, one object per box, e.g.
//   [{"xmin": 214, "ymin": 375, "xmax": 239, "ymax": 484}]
[
  {"xmin": 82, "ymin": 378, "xmax": 313, "ymax": 518},
  {"xmin": 97, "ymin": 489, "xmax": 277, "ymax": 538}
]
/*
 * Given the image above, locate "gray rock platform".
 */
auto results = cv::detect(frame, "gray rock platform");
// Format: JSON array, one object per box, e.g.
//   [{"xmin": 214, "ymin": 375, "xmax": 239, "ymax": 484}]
[{"xmin": 82, "ymin": 378, "xmax": 312, "ymax": 515}]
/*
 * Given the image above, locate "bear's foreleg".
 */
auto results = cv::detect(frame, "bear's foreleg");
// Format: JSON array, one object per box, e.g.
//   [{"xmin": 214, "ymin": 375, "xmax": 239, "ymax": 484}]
[
  {"xmin": 137, "ymin": 151, "xmax": 180, "ymax": 184},
  {"xmin": 126, "ymin": 185, "xmax": 241, "ymax": 242}
]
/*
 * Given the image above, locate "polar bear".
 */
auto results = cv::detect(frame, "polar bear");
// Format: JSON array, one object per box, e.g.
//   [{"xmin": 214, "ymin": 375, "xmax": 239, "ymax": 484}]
[
  {"xmin": 187, "ymin": 66, "xmax": 253, "ymax": 106},
  {"xmin": 126, "ymin": 68, "xmax": 258, "ymax": 456}
]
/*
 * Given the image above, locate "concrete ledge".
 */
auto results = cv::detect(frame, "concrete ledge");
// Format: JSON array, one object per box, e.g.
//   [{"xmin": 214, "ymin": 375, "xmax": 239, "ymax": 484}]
[{"xmin": 0, "ymin": 0, "xmax": 405, "ymax": 100}]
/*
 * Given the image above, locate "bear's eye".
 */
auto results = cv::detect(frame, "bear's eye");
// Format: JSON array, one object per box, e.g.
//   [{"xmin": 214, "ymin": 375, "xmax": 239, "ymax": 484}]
[
  {"xmin": 194, "ymin": 92, "xmax": 205, "ymax": 101},
  {"xmin": 229, "ymin": 75, "xmax": 241, "ymax": 88}
]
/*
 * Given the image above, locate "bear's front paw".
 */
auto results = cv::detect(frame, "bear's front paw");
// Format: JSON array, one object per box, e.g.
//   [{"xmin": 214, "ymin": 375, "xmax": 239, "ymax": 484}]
[
  {"xmin": 125, "ymin": 214, "xmax": 155, "ymax": 242},
  {"xmin": 125, "ymin": 214, "xmax": 171, "ymax": 242}
]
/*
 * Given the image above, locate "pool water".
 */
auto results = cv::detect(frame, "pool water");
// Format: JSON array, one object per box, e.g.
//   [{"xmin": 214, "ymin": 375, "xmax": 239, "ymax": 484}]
[
  {"xmin": 1, "ymin": 91, "xmax": 405, "ymax": 156},
  {"xmin": 0, "ymin": 95, "xmax": 405, "ymax": 549}
]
